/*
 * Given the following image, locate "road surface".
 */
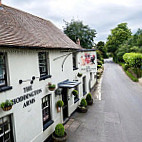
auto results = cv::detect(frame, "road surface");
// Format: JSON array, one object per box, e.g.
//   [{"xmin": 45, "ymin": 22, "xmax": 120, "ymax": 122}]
[{"xmin": 66, "ymin": 59, "xmax": 142, "ymax": 142}]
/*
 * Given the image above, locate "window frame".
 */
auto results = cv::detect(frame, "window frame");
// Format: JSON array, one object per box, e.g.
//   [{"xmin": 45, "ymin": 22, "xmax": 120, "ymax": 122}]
[
  {"xmin": 42, "ymin": 94, "xmax": 53, "ymax": 131},
  {"xmin": 72, "ymin": 52, "xmax": 78, "ymax": 70},
  {"xmin": 74, "ymin": 86, "xmax": 79, "ymax": 103},
  {"xmin": 0, "ymin": 52, "xmax": 8, "ymax": 87},
  {"xmin": 82, "ymin": 76, "xmax": 87, "ymax": 96},
  {"xmin": 0, "ymin": 115, "xmax": 14, "ymax": 142},
  {"xmin": 38, "ymin": 52, "xmax": 51, "ymax": 80}
]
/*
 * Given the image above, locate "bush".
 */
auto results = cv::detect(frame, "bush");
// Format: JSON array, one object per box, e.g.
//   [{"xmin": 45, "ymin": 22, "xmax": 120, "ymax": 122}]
[
  {"xmin": 55, "ymin": 123, "xmax": 65, "ymax": 137},
  {"xmin": 98, "ymin": 60, "xmax": 103, "ymax": 65},
  {"xmin": 86, "ymin": 93, "xmax": 92, "ymax": 101},
  {"xmin": 80, "ymin": 98, "xmax": 87, "ymax": 107},
  {"xmin": 124, "ymin": 64, "xmax": 129, "ymax": 71},
  {"xmin": 57, "ymin": 100, "xmax": 64, "ymax": 107},
  {"xmin": 97, "ymin": 65, "xmax": 102, "ymax": 69},
  {"xmin": 72, "ymin": 90, "xmax": 78, "ymax": 96}
]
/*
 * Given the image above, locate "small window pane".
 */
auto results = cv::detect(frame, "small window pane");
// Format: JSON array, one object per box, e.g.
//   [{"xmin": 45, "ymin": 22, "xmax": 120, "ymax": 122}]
[
  {"xmin": 42, "ymin": 95, "xmax": 51, "ymax": 128},
  {"xmin": 0, "ymin": 52, "xmax": 7, "ymax": 87},
  {"xmin": 38, "ymin": 52, "xmax": 49, "ymax": 77},
  {"xmin": 4, "ymin": 133, "xmax": 10, "ymax": 141},
  {"xmin": 0, "ymin": 136, "xmax": 3, "ymax": 142},
  {"xmin": 0, "ymin": 127, "xmax": 3, "ymax": 135},
  {"xmin": 4, "ymin": 124, "xmax": 9, "ymax": 132},
  {"xmin": 0, "ymin": 116, "xmax": 13, "ymax": 142}
]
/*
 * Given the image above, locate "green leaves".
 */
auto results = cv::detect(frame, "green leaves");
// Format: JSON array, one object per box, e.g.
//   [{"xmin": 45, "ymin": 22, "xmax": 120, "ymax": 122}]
[
  {"xmin": 106, "ymin": 23, "xmax": 131, "ymax": 54},
  {"xmin": 123, "ymin": 53, "xmax": 142, "ymax": 68},
  {"xmin": 63, "ymin": 19, "xmax": 97, "ymax": 49}
]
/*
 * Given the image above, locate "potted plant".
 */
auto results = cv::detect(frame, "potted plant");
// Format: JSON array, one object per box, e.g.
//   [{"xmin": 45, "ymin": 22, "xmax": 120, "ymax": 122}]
[
  {"xmin": 56, "ymin": 100, "xmax": 64, "ymax": 112},
  {"xmin": 52, "ymin": 123, "xmax": 67, "ymax": 142},
  {"xmin": 48, "ymin": 82, "xmax": 56, "ymax": 91},
  {"xmin": 72, "ymin": 90, "xmax": 78, "ymax": 96},
  {"xmin": 77, "ymin": 72, "xmax": 82, "ymax": 77},
  {"xmin": 77, "ymin": 98, "xmax": 87, "ymax": 113},
  {"xmin": 1, "ymin": 100, "xmax": 13, "ymax": 111},
  {"xmin": 86, "ymin": 93, "xmax": 93, "ymax": 105}
]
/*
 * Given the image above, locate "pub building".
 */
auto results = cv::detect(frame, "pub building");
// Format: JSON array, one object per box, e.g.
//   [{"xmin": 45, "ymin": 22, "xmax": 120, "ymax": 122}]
[{"xmin": 0, "ymin": 3, "xmax": 97, "ymax": 142}]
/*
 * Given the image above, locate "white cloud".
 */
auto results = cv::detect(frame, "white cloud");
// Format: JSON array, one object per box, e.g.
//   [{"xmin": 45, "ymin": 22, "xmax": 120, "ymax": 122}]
[{"xmin": 3, "ymin": 0, "xmax": 142, "ymax": 43}]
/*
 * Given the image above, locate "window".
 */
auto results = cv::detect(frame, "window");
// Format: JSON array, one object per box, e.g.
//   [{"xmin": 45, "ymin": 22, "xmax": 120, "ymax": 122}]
[
  {"xmin": 90, "ymin": 72, "xmax": 93, "ymax": 80},
  {"xmin": 82, "ymin": 76, "xmax": 86, "ymax": 95},
  {"xmin": 0, "ymin": 52, "xmax": 7, "ymax": 87},
  {"xmin": 38, "ymin": 52, "xmax": 51, "ymax": 80},
  {"xmin": 0, "ymin": 115, "xmax": 14, "ymax": 142},
  {"xmin": 72, "ymin": 53, "xmax": 78, "ymax": 70},
  {"xmin": 42, "ymin": 95, "xmax": 53, "ymax": 130},
  {"xmin": 74, "ymin": 86, "xmax": 79, "ymax": 103}
]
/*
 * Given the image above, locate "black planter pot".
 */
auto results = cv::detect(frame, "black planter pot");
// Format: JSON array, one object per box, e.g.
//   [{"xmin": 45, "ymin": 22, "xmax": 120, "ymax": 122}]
[
  {"xmin": 77, "ymin": 105, "xmax": 88, "ymax": 113},
  {"xmin": 87, "ymin": 99, "xmax": 93, "ymax": 105},
  {"xmin": 52, "ymin": 132, "xmax": 67, "ymax": 142}
]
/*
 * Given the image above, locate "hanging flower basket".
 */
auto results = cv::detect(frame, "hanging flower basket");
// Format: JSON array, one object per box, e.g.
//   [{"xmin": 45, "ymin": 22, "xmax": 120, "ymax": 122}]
[
  {"xmin": 72, "ymin": 90, "xmax": 78, "ymax": 96},
  {"xmin": 56, "ymin": 100, "xmax": 64, "ymax": 113},
  {"xmin": 48, "ymin": 83, "xmax": 56, "ymax": 91},
  {"xmin": 1, "ymin": 100, "xmax": 13, "ymax": 111},
  {"xmin": 2, "ymin": 106, "xmax": 12, "ymax": 111},
  {"xmin": 77, "ymin": 73, "xmax": 82, "ymax": 77}
]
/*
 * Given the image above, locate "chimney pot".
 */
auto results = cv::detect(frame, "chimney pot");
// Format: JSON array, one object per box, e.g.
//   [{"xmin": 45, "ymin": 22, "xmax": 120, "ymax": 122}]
[
  {"xmin": 76, "ymin": 38, "xmax": 80, "ymax": 45},
  {"xmin": 0, "ymin": 0, "xmax": 3, "ymax": 10}
]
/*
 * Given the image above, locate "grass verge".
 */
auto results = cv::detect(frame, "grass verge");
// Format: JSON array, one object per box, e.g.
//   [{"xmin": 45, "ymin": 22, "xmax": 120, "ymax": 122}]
[{"xmin": 119, "ymin": 63, "xmax": 139, "ymax": 82}]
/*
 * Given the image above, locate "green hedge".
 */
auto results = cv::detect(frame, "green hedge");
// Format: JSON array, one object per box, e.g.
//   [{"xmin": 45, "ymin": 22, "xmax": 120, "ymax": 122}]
[{"xmin": 123, "ymin": 53, "xmax": 142, "ymax": 68}]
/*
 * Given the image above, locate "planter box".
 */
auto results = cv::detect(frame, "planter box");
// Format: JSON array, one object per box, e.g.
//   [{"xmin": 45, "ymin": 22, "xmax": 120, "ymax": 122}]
[
  {"xmin": 77, "ymin": 106, "xmax": 88, "ymax": 113},
  {"xmin": 52, "ymin": 132, "xmax": 67, "ymax": 142},
  {"xmin": 87, "ymin": 99, "xmax": 93, "ymax": 105},
  {"xmin": 2, "ymin": 106, "xmax": 12, "ymax": 111},
  {"xmin": 48, "ymin": 87, "xmax": 55, "ymax": 91}
]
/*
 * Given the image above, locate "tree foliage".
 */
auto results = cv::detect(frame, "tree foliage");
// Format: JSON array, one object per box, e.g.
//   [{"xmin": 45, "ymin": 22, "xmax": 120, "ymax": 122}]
[
  {"xmin": 106, "ymin": 23, "xmax": 131, "ymax": 54},
  {"xmin": 96, "ymin": 41, "xmax": 108, "ymax": 58},
  {"xmin": 63, "ymin": 19, "xmax": 97, "ymax": 49}
]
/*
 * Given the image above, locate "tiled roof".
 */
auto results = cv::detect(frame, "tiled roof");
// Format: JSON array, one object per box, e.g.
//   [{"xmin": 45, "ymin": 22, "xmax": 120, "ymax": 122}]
[{"xmin": 0, "ymin": 5, "xmax": 81, "ymax": 50}]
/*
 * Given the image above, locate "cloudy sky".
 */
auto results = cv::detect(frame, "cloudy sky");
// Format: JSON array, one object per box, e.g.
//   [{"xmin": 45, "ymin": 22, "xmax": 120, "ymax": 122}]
[{"xmin": 3, "ymin": 0, "xmax": 142, "ymax": 43}]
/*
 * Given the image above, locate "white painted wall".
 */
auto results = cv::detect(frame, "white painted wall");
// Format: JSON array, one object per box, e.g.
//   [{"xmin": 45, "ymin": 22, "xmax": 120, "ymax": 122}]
[{"xmin": 0, "ymin": 48, "xmax": 97, "ymax": 142}]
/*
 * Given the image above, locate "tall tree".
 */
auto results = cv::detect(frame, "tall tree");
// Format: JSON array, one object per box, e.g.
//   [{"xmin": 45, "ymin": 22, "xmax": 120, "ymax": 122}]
[
  {"xmin": 106, "ymin": 23, "xmax": 131, "ymax": 55},
  {"xmin": 63, "ymin": 19, "xmax": 97, "ymax": 49},
  {"xmin": 96, "ymin": 41, "xmax": 108, "ymax": 58}
]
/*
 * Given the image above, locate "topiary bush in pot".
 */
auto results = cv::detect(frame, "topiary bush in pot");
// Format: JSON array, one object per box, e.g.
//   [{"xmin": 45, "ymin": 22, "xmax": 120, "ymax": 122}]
[
  {"xmin": 86, "ymin": 93, "xmax": 93, "ymax": 105},
  {"xmin": 55, "ymin": 123, "xmax": 65, "ymax": 137},
  {"xmin": 52, "ymin": 123, "xmax": 67, "ymax": 142},
  {"xmin": 80, "ymin": 98, "xmax": 87, "ymax": 107},
  {"xmin": 77, "ymin": 98, "xmax": 88, "ymax": 113}
]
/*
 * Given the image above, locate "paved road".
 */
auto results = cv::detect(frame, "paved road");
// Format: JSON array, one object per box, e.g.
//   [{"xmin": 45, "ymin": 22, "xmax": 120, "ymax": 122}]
[{"xmin": 66, "ymin": 59, "xmax": 142, "ymax": 142}]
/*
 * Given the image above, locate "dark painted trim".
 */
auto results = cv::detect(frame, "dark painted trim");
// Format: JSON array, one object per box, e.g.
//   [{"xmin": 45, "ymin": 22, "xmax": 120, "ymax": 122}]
[
  {"xmin": 0, "ymin": 86, "xmax": 12, "ymax": 92},
  {"xmin": 43, "ymin": 120, "xmax": 54, "ymax": 131},
  {"xmin": 39, "ymin": 75, "xmax": 52, "ymax": 81}
]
